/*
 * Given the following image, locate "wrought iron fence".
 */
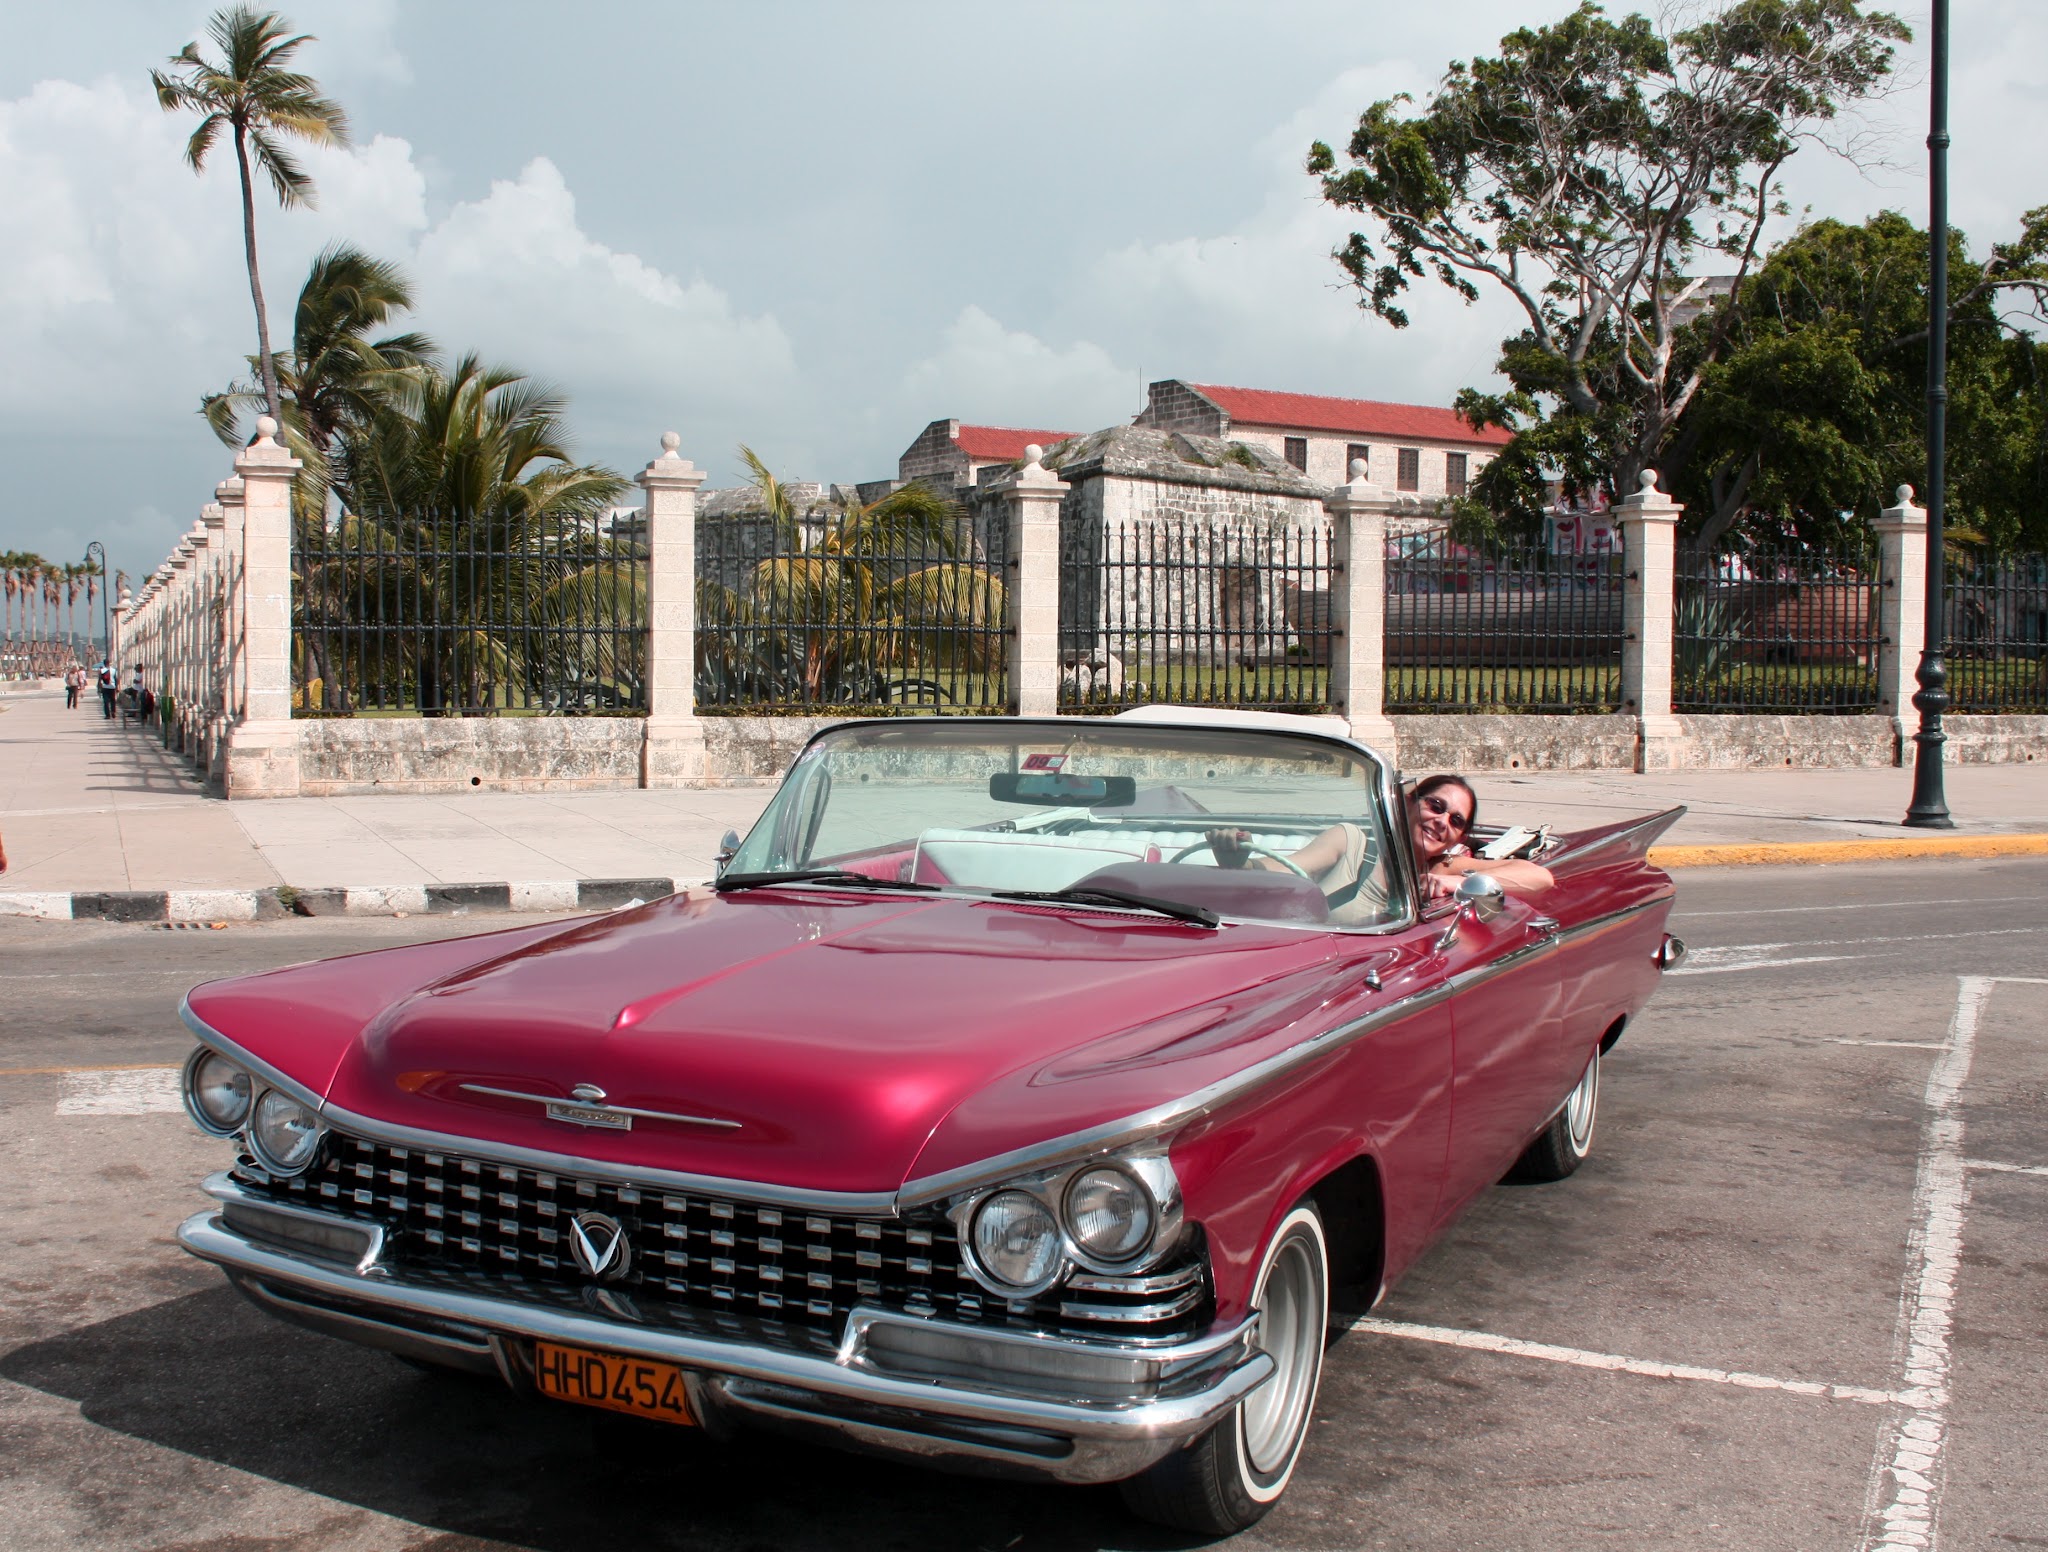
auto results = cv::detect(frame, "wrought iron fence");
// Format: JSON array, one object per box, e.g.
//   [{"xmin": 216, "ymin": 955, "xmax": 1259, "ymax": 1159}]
[
  {"xmin": 1672, "ymin": 543, "xmax": 1881, "ymax": 713},
  {"xmin": 293, "ymin": 511, "xmax": 646, "ymax": 716},
  {"xmin": 1945, "ymin": 551, "xmax": 2048, "ymax": 713},
  {"xmin": 694, "ymin": 507, "xmax": 1008, "ymax": 714},
  {"xmin": 1383, "ymin": 532, "xmax": 1624, "ymax": 712},
  {"xmin": 1057, "ymin": 513, "xmax": 1335, "ymax": 714}
]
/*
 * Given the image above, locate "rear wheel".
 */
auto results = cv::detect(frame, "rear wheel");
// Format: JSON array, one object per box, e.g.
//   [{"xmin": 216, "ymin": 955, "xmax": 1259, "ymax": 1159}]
[
  {"xmin": 1507, "ymin": 1048, "xmax": 1600, "ymax": 1183},
  {"xmin": 1119, "ymin": 1203, "xmax": 1330, "ymax": 1535}
]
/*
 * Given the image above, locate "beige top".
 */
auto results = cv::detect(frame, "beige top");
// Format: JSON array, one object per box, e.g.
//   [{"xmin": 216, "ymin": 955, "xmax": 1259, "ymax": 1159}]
[{"xmin": 1306, "ymin": 823, "xmax": 1389, "ymax": 927}]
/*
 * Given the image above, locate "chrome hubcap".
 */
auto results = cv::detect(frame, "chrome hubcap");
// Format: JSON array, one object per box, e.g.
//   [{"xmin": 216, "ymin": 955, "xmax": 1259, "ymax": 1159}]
[
  {"xmin": 1243, "ymin": 1233, "xmax": 1324, "ymax": 1476},
  {"xmin": 1566, "ymin": 1053, "xmax": 1599, "ymax": 1155}
]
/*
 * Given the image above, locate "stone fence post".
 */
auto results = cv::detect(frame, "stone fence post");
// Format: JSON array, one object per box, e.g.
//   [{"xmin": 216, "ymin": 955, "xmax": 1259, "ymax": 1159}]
[
  {"xmin": 1617, "ymin": 470, "xmax": 1685, "ymax": 771},
  {"xmin": 1873, "ymin": 485, "xmax": 1927, "ymax": 762},
  {"xmin": 1324, "ymin": 460, "xmax": 1398, "ymax": 756},
  {"xmin": 985, "ymin": 445, "xmax": 1068, "ymax": 716},
  {"xmin": 639, "ymin": 432, "xmax": 709, "ymax": 785},
  {"xmin": 218, "ymin": 475, "xmax": 246, "ymax": 726},
  {"xmin": 221, "ymin": 416, "xmax": 303, "ymax": 797}
]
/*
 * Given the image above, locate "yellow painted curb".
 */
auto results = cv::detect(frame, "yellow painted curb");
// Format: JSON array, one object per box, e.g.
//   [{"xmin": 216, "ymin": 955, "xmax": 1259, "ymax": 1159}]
[{"xmin": 1650, "ymin": 834, "xmax": 2048, "ymax": 869}]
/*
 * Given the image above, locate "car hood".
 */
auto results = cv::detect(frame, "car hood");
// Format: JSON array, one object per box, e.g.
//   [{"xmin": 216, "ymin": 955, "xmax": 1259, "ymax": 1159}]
[{"xmin": 193, "ymin": 890, "xmax": 1347, "ymax": 1198}]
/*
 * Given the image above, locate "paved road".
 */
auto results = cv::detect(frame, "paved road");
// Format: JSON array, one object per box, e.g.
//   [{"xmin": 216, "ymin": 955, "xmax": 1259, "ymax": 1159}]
[{"xmin": 1, "ymin": 861, "xmax": 2042, "ymax": 1550}]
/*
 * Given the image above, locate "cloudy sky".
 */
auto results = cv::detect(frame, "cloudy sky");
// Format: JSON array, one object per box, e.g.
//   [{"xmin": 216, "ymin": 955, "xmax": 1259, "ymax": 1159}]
[{"xmin": 4, "ymin": 1, "xmax": 2041, "ymax": 585}]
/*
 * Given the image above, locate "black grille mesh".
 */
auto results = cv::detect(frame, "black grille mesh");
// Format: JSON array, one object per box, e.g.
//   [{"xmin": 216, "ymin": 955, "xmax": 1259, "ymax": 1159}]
[{"xmin": 242, "ymin": 1131, "xmax": 1205, "ymax": 1346}]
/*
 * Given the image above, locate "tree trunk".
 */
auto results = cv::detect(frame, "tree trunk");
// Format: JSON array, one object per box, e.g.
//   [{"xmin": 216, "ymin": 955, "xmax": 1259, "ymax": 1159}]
[{"xmin": 233, "ymin": 124, "xmax": 283, "ymax": 427}]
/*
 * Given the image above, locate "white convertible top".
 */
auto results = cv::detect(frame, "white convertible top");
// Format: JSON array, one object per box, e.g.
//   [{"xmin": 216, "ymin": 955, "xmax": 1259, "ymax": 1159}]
[{"xmin": 1110, "ymin": 705, "xmax": 1355, "ymax": 739}]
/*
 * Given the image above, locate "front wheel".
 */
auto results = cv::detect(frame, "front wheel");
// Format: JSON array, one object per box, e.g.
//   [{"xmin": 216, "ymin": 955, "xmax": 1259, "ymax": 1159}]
[
  {"xmin": 1119, "ymin": 1203, "xmax": 1330, "ymax": 1535},
  {"xmin": 1507, "ymin": 1048, "xmax": 1600, "ymax": 1183}
]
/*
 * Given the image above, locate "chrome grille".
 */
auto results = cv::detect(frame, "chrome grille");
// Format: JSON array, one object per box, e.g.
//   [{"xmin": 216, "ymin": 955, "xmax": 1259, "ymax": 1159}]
[{"xmin": 241, "ymin": 1130, "xmax": 1208, "ymax": 1345}]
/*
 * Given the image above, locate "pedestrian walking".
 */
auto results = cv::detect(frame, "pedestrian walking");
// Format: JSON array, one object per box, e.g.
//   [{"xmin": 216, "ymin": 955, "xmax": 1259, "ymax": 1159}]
[
  {"xmin": 64, "ymin": 664, "xmax": 83, "ymax": 709},
  {"xmin": 96, "ymin": 660, "xmax": 117, "ymax": 719},
  {"xmin": 122, "ymin": 665, "xmax": 144, "ymax": 724}
]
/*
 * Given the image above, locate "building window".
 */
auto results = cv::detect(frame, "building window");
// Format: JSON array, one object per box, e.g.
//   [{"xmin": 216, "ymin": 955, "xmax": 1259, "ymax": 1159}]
[
  {"xmin": 1446, "ymin": 452, "xmax": 1468, "ymax": 496},
  {"xmin": 1283, "ymin": 436, "xmax": 1308, "ymax": 472},
  {"xmin": 1397, "ymin": 447, "xmax": 1420, "ymax": 491},
  {"xmin": 1345, "ymin": 443, "xmax": 1371, "ymax": 478}
]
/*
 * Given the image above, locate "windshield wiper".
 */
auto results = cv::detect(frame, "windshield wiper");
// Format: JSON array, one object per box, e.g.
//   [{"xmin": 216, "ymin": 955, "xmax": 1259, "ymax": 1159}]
[
  {"xmin": 989, "ymin": 885, "xmax": 1220, "ymax": 928},
  {"xmin": 714, "ymin": 868, "xmax": 939, "ymax": 894}
]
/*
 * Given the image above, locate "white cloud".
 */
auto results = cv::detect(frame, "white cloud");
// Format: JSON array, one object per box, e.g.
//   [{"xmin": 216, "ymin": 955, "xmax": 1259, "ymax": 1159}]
[{"xmin": 897, "ymin": 306, "xmax": 1135, "ymax": 433}]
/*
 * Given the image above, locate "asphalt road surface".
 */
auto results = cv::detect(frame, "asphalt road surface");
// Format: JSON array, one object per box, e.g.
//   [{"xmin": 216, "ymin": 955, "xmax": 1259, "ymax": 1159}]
[{"xmin": 1, "ymin": 860, "xmax": 2043, "ymax": 1551}]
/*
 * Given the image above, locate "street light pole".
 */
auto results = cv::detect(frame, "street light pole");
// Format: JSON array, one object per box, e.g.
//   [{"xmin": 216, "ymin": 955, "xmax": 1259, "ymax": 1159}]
[
  {"xmin": 1905, "ymin": 0, "xmax": 1955, "ymax": 827},
  {"xmin": 83, "ymin": 540, "xmax": 111, "ymax": 661}
]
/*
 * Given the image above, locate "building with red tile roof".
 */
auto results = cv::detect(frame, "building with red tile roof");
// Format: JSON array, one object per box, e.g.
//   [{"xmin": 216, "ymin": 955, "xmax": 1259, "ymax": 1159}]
[
  {"xmin": 1136, "ymin": 380, "xmax": 1509, "ymax": 499},
  {"xmin": 898, "ymin": 418, "xmax": 1075, "ymax": 491}
]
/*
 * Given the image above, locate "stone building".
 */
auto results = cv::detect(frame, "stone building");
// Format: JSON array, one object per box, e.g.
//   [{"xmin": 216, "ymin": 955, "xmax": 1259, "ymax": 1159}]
[
  {"xmin": 897, "ymin": 418, "xmax": 1075, "ymax": 493},
  {"xmin": 1134, "ymin": 379, "xmax": 1509, "ymax": 499}
]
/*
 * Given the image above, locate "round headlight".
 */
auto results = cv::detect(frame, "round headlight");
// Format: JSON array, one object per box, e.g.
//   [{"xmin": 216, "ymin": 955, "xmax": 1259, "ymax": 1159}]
[
  {"xmin": 248, "ymin": 1088, "xmax": 323, "ymax": 1175},
  {"xmin": 1064, "ymin": 1166, "xmax": 1154, "ymax": 1263},
  {"xmin": 183, "ymin": 1049, "xmax": 251, "ymax": 1135},
  {"xmin": 971, "ymin": 1190, "xmax": 1062, "ymax": 1289}
]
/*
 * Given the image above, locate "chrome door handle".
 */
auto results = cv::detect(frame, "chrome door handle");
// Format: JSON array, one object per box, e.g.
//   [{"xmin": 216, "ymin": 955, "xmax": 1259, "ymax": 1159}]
[{"xmin": 1528, "ymin": 915, "xmax": 1560, "ymax": 938}]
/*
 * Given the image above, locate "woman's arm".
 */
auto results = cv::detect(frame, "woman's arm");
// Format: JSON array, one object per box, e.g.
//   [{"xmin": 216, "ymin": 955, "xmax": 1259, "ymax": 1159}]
[{"xmin": 1427, "ymin": 852, "xmax": 1555, "ymax": 901}]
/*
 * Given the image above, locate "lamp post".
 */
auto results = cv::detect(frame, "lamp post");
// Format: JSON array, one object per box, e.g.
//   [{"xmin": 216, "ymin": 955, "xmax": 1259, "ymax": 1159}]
[
  {"xmin": 1904, "ymin": 0, "xmax": 1954, "ymax": 827},
  {"xmin": 83, "ymin": 540, "xmax": 111, "ymax": 661}
]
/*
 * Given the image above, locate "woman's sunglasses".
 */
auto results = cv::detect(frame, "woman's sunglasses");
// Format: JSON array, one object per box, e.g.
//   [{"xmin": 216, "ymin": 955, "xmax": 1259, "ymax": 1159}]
[{"xmin": 1418, "ymin": 793, "xmax": 1470, "ymax": 832}]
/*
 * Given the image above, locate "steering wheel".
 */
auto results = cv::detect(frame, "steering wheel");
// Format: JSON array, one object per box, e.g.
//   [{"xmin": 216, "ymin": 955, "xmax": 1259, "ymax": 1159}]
[{"xmin": 1169, "ymin": 836, "xmax": 1312, "ymax": 879}]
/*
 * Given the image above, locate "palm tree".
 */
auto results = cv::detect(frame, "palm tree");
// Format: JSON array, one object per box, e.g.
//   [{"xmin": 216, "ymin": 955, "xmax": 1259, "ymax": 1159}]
[
  {"xmin": 153, "ymin": 6, "xmax": 350, "ymax": 425},
  {"xmin": 203, "ymin": 243, "xmax": 435, "ymax": 528},
  {"xmin": 311, "ymin": 355, "xmax": 632, "ymax": 715},
  {"xmin": 696, "ymin": 448, "xmax": 1006, "ymax": 709}
]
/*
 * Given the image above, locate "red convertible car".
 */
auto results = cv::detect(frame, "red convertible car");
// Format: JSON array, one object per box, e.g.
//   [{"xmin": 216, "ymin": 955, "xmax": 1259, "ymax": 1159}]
[{"xmin": 176, "ymin": 711, "xmax": 1683, "ymax": 1535}]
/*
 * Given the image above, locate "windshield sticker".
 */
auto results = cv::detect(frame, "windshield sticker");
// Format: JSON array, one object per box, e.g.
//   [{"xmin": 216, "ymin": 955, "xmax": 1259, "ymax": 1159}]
[{"xmin": 1021, "ymin": 753, "xmax": 1067, "ymax": 771}]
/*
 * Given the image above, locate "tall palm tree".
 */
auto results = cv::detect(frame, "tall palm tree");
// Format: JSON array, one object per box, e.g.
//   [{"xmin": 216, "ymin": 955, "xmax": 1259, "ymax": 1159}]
[
  {"xmin": 203, "ymin": 243, "xmax": 435, "ymax": 527},
  {"xmin": 696, "ymin": 448, "xmax": 1005, "ymax": 708},
  {"xmin": 153, "ymin": 6, "xmax": 349, "ymax": 425},
  {"xmin": 313, "ymin": 355, "xmax": 632, "ymax": 715}
]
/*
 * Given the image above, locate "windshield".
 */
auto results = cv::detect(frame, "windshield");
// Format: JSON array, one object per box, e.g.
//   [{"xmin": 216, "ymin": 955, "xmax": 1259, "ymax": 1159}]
[{"xmin": 726, "ymin": 719, "xmax": 1405, "ymax": 930}]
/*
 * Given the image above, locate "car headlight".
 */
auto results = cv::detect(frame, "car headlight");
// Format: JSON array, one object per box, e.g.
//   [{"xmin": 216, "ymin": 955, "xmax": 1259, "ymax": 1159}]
[
  {"xmin": 970, "ymin": 1190, "xmax": 1062, "ymax": 1290},
  {"xmin": 248, "ymin": 1088, "xmax": 324, "ymax": 1176},
  {"xmin": 1064, "ymin": 1165, "xmax": 1154, "ymax": 1263},
  {"xmin": 183, "ymin": 1048, "xmax": 251, "ymax": 1136}
]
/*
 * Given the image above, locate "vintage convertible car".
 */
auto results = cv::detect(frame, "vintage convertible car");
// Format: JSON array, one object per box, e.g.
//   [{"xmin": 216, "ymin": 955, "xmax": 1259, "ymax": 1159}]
[{"xmin": 175, "ymin": 710, "xmax": 1684, "ymax": 1535}]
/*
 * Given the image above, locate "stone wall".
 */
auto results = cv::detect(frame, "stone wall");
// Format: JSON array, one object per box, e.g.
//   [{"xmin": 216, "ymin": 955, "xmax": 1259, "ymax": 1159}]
[
  {"xmin": 1134, "ymin": 381, "xmax": 1228, "ymax": 438},
  {"xmin": 1390, "ymin": 714, "xmax": 1640, "ymax": 772},
  {"xmin": 296, "ymin": 718, "xmax": 645, "ymax": 794}
]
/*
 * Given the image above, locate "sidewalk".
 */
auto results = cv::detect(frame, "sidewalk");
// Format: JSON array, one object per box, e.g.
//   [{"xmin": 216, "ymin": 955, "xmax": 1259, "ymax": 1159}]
[{"xmin": 4, "ymin": 686, "xmax": 2044, "ymax": 920}]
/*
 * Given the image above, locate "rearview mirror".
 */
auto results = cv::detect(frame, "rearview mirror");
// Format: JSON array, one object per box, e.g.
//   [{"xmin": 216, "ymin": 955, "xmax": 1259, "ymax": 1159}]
[{"xmin": 989, "ymin": 772, "xmax": 1139, "ymax": 808}]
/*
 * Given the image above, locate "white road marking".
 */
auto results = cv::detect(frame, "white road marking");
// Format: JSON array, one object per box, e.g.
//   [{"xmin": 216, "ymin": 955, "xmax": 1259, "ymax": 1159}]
[
  {"xmin": 1347, "ymin": 1318, "xmax": 1921, "ymax": 1407},
  {"xmin": 1966, "ymin": 1158, "xmax": 2048, "ymax": 1179},
  {"xmin": 1834, "ymin": 1041, "xmax": 1953, "ymax": 1051},
  {"xmin": 1682, "ymin": 894, "xmax": 2043, "ymax": 919},
  {"xmin": 1671, "ymin": 953, "xmax": 1854, "ymax": 976},
  {"xmin": 1856, "ymin": 975, "xmax": 1996, "ymax": 1552},
  {"xmin": 54, "ymin": 1066, "xmax": 182, "ymax": 1115}
]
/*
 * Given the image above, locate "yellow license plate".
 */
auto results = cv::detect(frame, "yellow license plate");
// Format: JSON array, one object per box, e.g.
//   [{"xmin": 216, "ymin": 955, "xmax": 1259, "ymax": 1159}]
[{"xmin": 533, "ymin": 1341, "xmax": 695, "ymax": 1426}]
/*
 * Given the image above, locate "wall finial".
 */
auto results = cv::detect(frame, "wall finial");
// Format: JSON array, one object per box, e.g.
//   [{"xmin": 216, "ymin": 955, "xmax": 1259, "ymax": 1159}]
[
  {"xmin": 660, "ymin": 431, "xmax": 681, "ymax": 454},
  {"xmin": 1022, "ymin": 444, "xmax": 1044, "ymax": 467},
  {"xmin": 255, "ymin": 415, "xmax": 279, "ymax": 443}
]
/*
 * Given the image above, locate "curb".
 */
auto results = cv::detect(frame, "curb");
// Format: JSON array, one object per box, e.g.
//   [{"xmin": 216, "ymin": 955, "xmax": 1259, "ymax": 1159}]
[
  {"xmin": 1650, "ymin": 834, "xmax": 2048, "ymax": 869},
  {"xmin": 0, "ymin": 877, "xmax": 686, "ymax": 924}
]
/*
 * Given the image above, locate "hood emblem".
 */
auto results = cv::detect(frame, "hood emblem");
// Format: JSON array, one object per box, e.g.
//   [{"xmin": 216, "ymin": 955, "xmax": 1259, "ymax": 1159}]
[
  {"xmin": 569, "ymin": 1210, "xmax": 632, "ymax": 1281},
  {"xmin": 458, "ymin": 1082, "xmax": 742, "ymax": 1132}
]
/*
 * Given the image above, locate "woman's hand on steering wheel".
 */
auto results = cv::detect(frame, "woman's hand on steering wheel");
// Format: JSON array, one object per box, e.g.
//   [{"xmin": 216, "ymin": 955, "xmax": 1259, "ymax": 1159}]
[{"xmin": 1174, "ymin": 830, "xmax": 1311, "ymax": 878}]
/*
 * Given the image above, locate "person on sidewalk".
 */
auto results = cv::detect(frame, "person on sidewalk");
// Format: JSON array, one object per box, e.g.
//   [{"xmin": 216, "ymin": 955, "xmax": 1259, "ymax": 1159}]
[
  {"xmin": 97, "ymin": 660, "xmax": 117, "ymax": 718},
  {"xmin": 64, "ymin": 664, "xmax": 83, "ymax": 709}
]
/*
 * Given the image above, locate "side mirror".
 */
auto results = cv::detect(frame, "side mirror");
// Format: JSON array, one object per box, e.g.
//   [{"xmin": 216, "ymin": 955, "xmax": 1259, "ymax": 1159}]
[
  {"xmin": 1434, "ymin": 871, "xmax": 1507, "ymax": 950},
  {"xmin": 714, "ymin": 828, "xmax": 741, "ymax": 878}
]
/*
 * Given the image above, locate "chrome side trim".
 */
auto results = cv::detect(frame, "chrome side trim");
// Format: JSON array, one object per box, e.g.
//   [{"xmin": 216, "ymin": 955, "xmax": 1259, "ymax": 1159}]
[
  {"xmin": 1058, "ymin": 1289, "xmax": 1206, "ymax": 1323},
  {"xmin": 897, "ymin": 895, "xmax": 1667, "ymax": 1207},
  {"xmin": 458, "ymin": 1083, "xmax": 743, "ymax": 1131},
  {"xmin": 1066, "ymin": 1264, "xmax": 1204, "ymax": 1297}
]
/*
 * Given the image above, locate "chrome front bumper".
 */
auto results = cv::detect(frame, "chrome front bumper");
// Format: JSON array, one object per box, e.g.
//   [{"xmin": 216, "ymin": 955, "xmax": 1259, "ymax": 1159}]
[{"xmin": 178, "ymin": 1179, "xmax": 1271, "ymax": 1484}]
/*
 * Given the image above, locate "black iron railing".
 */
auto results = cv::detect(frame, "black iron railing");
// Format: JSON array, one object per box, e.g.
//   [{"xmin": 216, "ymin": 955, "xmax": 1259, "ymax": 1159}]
[
  {"xmin": 1946, "ymin": 551, "xmax": 2048, "ymax": 713},
  {"xmin": 695, "ymin": 508, "xmax": 1008, "ymax": 715},
  {"xmin": 1672, "ymin": 544, "xmax": 1881, "ymax": 713},
  {"xmin": 1383, "ymin": 533, "xmax": 1624, "ymax": 712},
  {"xmin": 1057, "ymin": 513, "xmax": 1334, "ymax": 713},
  {"xmin": 293, "ymin": 511, "xmax": 646, "ymax": 716}
]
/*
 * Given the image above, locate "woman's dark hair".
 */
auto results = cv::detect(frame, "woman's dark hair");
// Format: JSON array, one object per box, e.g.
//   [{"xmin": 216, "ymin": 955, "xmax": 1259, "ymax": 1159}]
[{"xmin": 1408, "ymin": 773, "xmax": 1478, "ymax": 832}]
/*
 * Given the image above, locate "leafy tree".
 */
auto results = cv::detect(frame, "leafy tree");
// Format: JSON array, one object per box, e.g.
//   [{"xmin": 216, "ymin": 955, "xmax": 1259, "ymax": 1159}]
[
  {"xmin": 696, "ymin": 448, "xmax": 1006, "ymax": 709},
  {"xmin": 309, "ymin": 356, "xmax": 632, "ymax": 715},
  {"xmin": 1682, "ymin": 210, "xmax": 2048, "ymax": 552},
  {"xmin": 153, "ymin": 6, "xmax": 350, "ymax": 425},
  {"xmin": 203, "ymin": 243, "xmax": 436, "ymax": 527},
  {"xmin": 1308, "ymin": 1, "xmax": 1908, "ymax": 523}
]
